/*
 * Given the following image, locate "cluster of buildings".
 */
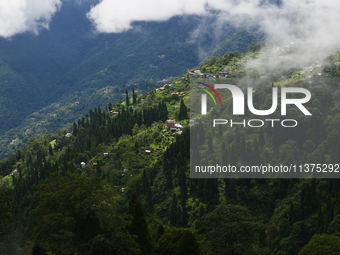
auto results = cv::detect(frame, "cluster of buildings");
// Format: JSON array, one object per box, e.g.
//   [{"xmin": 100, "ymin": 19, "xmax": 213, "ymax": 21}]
[
  {"xmin": 274, "ymin": 42, "xmax": 294, "ymax": 56},
  {"xmin": 188, "ymin": 69, "xmax": 206, "ymax": 78},
  {"xmin": 110, "ymin": 110, "xmax": 119, "ymax": 115},
  {"xmin": 165, "ymin": 120, "xmax": 183, "ymax": 134},
  {"xmin": 303, "ymin": 61, "xmax": 323, "ymax": 77},
  {"xmin": 218, "ymin": 69, "xmax": 233, "ymax": 78},
  {"xmin": 157, "ymin": 84, "xmax": 174, "ymax": 91},
  {"xmin": 188, "ymin": 69, "xmax": 234, "ymax": 80}
]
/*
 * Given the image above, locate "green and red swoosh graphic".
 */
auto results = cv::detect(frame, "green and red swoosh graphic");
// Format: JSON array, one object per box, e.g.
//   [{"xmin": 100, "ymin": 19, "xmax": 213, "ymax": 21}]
[{"xmin": 199, "ymin": 82, "xmax": 223, "ymax": 106}]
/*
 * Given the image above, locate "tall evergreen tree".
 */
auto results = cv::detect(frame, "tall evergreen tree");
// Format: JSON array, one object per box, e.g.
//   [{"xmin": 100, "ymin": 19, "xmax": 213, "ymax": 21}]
[
  {"xmin": 169, "ymin": 193, "xmax": 178, "ymax": 226},
  {"xmin": 132, "ymin": 87, "xmax": 137, "ymax": 104},
  {"xmin": 156, "ymin": 223, "xmax": 165, "ymax": 241},
  {"xmin": 125, "ymin": 90, "xmax": 129, "ymax": 107},
  {"xmin": 259, "ymin": 127, "xmax": 265, "ymax": 147},
  {"xmin": 317, "ymin": 206, "xmax": 324, "ymax": 234},
  {"xmin": 177, "ymin": 230, "xmax": 203, "ymax": 255},
  {"xmin": 178, "ymin": 99, "xmax": 188, "ymax": 121},
  {"xmin": 176, "ymin": 204, "xmax": 183, "ymax": 228},
  {"xmin": 72, "ymin": 122, "xmax": 78, "ymax": 137},
  {"xmin": 128, "ymin": 192, "xmax": 153, "ymax": 255}
]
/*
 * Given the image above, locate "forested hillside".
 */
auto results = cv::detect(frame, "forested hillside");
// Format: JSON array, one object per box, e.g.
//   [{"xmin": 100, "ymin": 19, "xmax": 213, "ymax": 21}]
[
  {"xmin": 1, "ymin": 45, "xmax": 340, "ymax": 254},
  {"xmin": 0, "ymin": 78, "xmax": 162, "ymax": 160},
  {"xmin": 0, "ymin": 0, "xmax": 264, "ymax": 160}
]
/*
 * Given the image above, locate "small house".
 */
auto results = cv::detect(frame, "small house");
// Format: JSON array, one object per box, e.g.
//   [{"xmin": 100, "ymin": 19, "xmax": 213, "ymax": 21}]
[
  {"xmin": 140, "ymin": 99, "xmax": 145, "ymax": 102},
  {"xmin": 93, "ymin": 163, "xmax": 98, "ymax": 166},
  {"xmin": 120, "ymin": 188, "xmax": 126, "ymax": 193},
  {"xmin": 180, "ymin": 77, "xmax": 187, "ymax": 84},
  {"xmin": 65, "ymin": 133, "xmax": 72, "ymax": 137},
  {"xmin": 199, "ymin": 74, "xmax": 205, "ymax": 78},
  {"xmin": 80, "ymin": 162, "xmax": 86, "ymax": 167},
  {"xmin": 110, "ymin": 111, "xmax": 119, "ymax": 115},
  {"xmin": 144, "ymin": 150, "xmax": 151, "ymax": 155},
  {"xmin": 170, "ymin": 128, "xmax": 177, "ymax": 133},
  {"xmin": 11, "ymin": 170, "xmax": 18, "ymax": 176},
  {"xmin": 159, "ymin": 87, "xmax": 165, "ymax": 91},
  {"xmin": 166, "ymin": 120, "xmax": 176, "ymax": 129},
  {"xmin": 188, "ymin": 69, "xmax": 195, "ymax": 75},
  {"xmin": 103, "ymin": 153, "xmax": 109, "ymax": 156}
]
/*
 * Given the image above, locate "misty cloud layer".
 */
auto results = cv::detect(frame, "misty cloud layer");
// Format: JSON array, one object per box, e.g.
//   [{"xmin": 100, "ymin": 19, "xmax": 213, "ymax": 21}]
[
  {"xmin": 1, "ymin": 0, "xmax": 340, "ymax": 68},
  {"xmin": 87, "ymin": 0, "xmax": 340, "ymax": 66},
  {"xmin": 0, "ymin": 0, "xmax": 61, "ymax": 38}
]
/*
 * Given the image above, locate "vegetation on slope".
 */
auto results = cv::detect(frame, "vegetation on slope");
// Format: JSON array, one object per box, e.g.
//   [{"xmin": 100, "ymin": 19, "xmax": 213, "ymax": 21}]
[{"xmin": 0, "ymin": 45, "xmax": 340, "ymax": 254}]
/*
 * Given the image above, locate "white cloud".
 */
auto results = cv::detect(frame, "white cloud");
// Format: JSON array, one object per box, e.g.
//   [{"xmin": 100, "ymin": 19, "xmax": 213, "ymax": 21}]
[
  {"xmin": 87, "ymin": 0, "xmax": 340, "ymax": 68},
  {"xmin": 87, "ymin": 0, "xmax": 211, "ymax": 33},
  {"xmin": 86, "ymin": 0, "xmax": 264, "ymax": 34},
  {"xmin": 0, "ymin": 0, "xmax": 61, "ymax": 38}
]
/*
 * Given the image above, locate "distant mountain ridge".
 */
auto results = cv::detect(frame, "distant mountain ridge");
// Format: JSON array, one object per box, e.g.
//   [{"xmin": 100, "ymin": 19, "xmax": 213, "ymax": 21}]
[{"xmin": 0, "ymin": 1, "xmax": 263, "ymax": 159}]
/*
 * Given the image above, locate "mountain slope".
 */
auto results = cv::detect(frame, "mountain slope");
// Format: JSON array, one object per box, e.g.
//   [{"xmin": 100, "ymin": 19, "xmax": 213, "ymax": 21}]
[
  {"xmin": 1, "ymin": 47, "xmax": 340, "ymax": 254},
  {"xmin": 0, "ymin": 0, "xmax": 264, "ymax": 139}
]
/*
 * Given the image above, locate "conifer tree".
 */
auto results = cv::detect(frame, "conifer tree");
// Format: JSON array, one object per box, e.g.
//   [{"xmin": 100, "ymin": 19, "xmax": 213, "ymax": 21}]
[
  {"xmin": 259, "ymin": 127, "xmax": 265, "ymax": 147},
  {"xmin": 208, "ymin": 136, "xmax": 213, "ymax": 152},
  {"xmin": 189, "ymin": 180, "xmax": 197, "ymax": 196},
  {"xmin": 181, "ymin": 199, "xmax": 188, "ymax": 227},
  {"xmin": 178, "ymin": 99, "xmax": 188, "ymax": 121},
  {"xmin": 128, "ymin": 192, "xmax": 153, "ymax": 255},
  {"xmin": 132, "ymin": 87, "xmax": 137, "ymax": 104},
  {"xmin": 177, "ymin": 205, "xmax": 182, "ymax": 227},
  {"xmin": 198, "ymin": 122, "xmax": 205, "ymax": 146},
  {"xmin": 146, "ymin": 187, "xmax": 153, "ymax": 211},
  {"xmin": 163, "ymin": 159, "xmax": 173, "ymax": 189},
  {"xmin": 72, "ymin": 122, "xmax": 78, "ymax": 136},
  {"xmin": 156, "ymin": 223, "xmax": 165, "ymax": 241},
  {"xmin": 169, "ymin": 193, "xmax": 178, "ymax": 226},
  {"xmin": 178, "ymin": 166, "xmax": 187, "ymax": 200},
  {"xmin": 325, "ymin": 195, "xmax": 334, "ymax": 230},
  {"xmin": 240, "ymin": 135, "xmax": 246, "ymax": 160},
  {"xmin": 198, "ymin": 178, "xmax": 205, "ymax": 199},
  {"xmin": 177, "ymin": 230, "xmax": 203, "ymax": 255},
  {"xmin": 317, "ymin": 206, "xmax": 324, "ymax": 234},
  {"xmin": 141, "ymin": 169, "xmax": 149, "ymax": 194},
  {"xmin": 125, "ymin": 90, "xmax": 129, "ymax": 107},
  {"xmin": 48, "ymin": 145, "xmax": 53, "ymax": 156}
]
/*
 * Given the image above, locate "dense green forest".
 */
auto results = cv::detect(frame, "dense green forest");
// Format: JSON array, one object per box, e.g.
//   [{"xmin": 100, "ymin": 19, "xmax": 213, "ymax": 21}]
[
  {"xmin": 1, "ymin": 45, "xmax": 340, "ymax": 254},
  {"xmin": 0, "ymin": 78, "xmax": 163, "ymax": 160}
]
